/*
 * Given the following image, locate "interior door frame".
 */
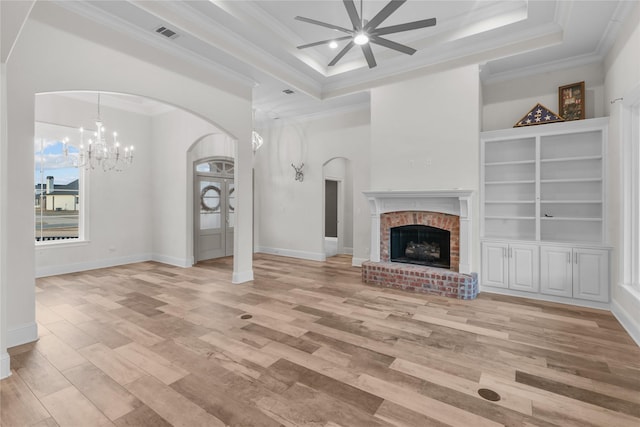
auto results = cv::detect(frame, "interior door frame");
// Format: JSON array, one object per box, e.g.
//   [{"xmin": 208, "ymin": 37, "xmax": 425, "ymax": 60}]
[
  {"xmin": 194, "ymin": 156, "xmax": 235, "ymax": 262},
  {"xmin": 324, "ymin": 176, "xmax": 344, "ymax": 256}
]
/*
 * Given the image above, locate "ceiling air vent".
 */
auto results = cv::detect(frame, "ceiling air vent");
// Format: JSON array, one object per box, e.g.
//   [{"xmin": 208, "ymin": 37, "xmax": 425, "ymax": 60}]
[
  {"xmin": 154, "ymin": 26, "xmax": 179, "ymax": 40},
  {"xmin": 282, "ymin": 89, "xmax": 295, "ymax": 95}
]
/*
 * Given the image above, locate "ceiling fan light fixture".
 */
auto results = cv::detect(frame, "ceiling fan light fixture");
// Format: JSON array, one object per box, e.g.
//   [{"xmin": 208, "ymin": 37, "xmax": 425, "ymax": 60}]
[
  {"xmin": 296, "ymin": 0, "xmax": 436, "ymax": 68},
  {"xmin": 353, "ymin": 32, "xmax": 369, "ymax": 45}
]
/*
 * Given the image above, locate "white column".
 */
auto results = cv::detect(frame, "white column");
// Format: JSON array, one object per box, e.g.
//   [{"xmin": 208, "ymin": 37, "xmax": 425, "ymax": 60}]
[
  {"xmin": 366, "ymin": 197, "xmax": 380, "ymax": 262},
  {"xmin": 232, "ymin": 123, "xmax": 254, "ymax": 284},
  {"xmin": 458, "ymin": 194, "xmax": 472, "ymax": 274}
]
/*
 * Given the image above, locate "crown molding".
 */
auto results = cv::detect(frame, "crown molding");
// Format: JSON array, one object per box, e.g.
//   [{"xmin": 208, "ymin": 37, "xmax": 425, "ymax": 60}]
[
  {"xmin": 130, "ymin": 0, "xmax": 323, "ymax": 99},
  {"xmin": 595, "ymin": 0, "xmax": 637, "ymax": 57},
  {"xmin": 481, "ymin": 51, "xmax": 603, "ymax": 86},
  {"xmin": 51, "ymin": 0, "xmax": 257, "ymax": 89}
]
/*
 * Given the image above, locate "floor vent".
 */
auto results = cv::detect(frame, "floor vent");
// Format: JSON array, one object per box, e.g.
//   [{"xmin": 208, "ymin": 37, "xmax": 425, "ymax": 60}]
[
  {"xmin": 477, "ymin": 388, "xmax": 501, "ymax": 401},
  {"xmin": 154, "ymin": 26, "xmax": 179, "ymax": 40},
  {"xmin": 240, "ymin": 314, "xmax": 253, "ymax": 320}
]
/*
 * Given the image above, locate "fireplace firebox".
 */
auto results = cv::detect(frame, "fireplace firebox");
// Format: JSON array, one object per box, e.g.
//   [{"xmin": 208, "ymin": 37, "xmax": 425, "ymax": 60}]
[{"xmin": 390, "ymin": 225, "xmax": 450, "ymax": 269}]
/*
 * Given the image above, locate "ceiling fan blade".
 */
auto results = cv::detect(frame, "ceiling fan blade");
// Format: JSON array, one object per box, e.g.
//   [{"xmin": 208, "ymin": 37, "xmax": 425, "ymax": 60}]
[
  {"xmin": 370, "ymin": 35, "xmax": 416, "ymax": 55},
  {"xmin": 328, "ymin": 41, "xmax": 355, "ymax": 66},
  {"xmin": 361, "ymin": 43, "xmax": 377, "ymax": 68},
  {"xmin": 297, "ymin": 36, "xmax": 353, "ymax": 49},
  {"xmin": 343, "ymin": 0, "xmax": 362, "ymax": 30},
  {"xmin": 295, "ymin": 16, "xmax": 353, "ymax": 34},
  {"xmin": 373, "ymin": 18, "xmax": 437, "ymax": 36},
  {"xmin": 365, "ymin": 0, "xmax": 406, "ymax": 31}
]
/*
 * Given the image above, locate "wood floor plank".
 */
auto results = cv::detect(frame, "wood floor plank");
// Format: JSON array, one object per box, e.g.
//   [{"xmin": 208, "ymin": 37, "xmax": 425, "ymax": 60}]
[
  {"xmin": 356, "ymin": 374, "xmax": 503, "ymax": 427},
  {"xmin": 62, "ymin": 362, "xmax": 140, "ymax": 421},
  {"xmin": 33, "ymin": 333, "xmax": 87, "ymax": 372},
  {"xmin": 78, "ymin": 343, "xmax": 147, "ymax": 386},
  {"xmin": 114, "ymin": 342, "xmax": 189, "ymax": 385},
  {"xmin": 374, "ymin": 400, "xmax": 450, "ymax": 427},
  {"xmin": 1, "ymin": 253, "xmax": 635, "ymax": 427},
  {"xmin": 170, "ymin": 373, "xmax": 284, "ymax": 427},
  {"xmin": 45, "ymin": 319, "xmax": 99, "ymax": 349},
  {"xmin": 125, "ymin": 375, "xmax": 226, "ymax": 427},
  {"xmin": 9, "ymin": 348, "xmax": 71, "ymax": 399},
  {"xmin": 0, "ymin": 370, "xmax": 52, "ymax": 426},
  {"xmin": 391, "ymin": 357, "xmax": 533, "ymax": 415},
  {"xmin": 481, "ymin": 372, "xmax": 640, "ymax": 427},
  {"xmin": 40, "ymin": 386, "xmax": 114, "ymax": 427},
  {"xmin": 198, "ymin": 330, "xmax": 280, "ymax": 368},
  {"xmin": 114, "ymin": 404, "xmax": 171, "ymax": 427}
]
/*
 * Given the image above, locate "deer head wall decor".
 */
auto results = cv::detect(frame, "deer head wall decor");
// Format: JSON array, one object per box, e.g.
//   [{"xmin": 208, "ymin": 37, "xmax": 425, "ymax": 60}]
[{"xmin": 291, "ymin": 163, "xmax": 304, "ymax": 182}]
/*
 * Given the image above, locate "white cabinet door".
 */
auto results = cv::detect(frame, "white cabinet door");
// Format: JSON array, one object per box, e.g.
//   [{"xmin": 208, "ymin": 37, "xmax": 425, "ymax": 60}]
[
  {"xmin": 540, "ymin": 245, "xmax": 573, "ymax": 297},
  {"xmin": 573, "ymin": 248, "xmax": 609, "ymax": 302},
  {"xmin": 482, "ymin": 242, "xmax": 508, "ymax": 288},
  {"xmin": 509, "ymin": 244, "xmax": 539, "ymax": 293}
]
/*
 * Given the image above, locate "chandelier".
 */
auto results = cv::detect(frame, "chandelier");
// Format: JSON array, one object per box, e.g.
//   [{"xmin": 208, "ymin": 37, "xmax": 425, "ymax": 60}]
[{"xmin": 66, "ymin": 93, "xmax": 134, "ymax": 171}]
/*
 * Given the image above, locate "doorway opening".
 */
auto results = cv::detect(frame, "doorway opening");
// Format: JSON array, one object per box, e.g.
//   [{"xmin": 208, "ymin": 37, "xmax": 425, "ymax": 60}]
[
  {"xmin": 322, "ymin": 157, "xmax": 353, "ymax": 258},
  {"xmin": 194, "ymin": 157, "xmax": 235, "ymax": 261},
  {"xmin": 325, "ymin": 179, "xmax": 339, "ymax": 257}
]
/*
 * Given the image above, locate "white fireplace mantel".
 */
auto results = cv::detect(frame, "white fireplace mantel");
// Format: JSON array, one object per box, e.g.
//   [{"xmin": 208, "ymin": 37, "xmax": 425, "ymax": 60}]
[{"xmin": 363, "ymin": 190, "xmax": 474, "ymax": 273}]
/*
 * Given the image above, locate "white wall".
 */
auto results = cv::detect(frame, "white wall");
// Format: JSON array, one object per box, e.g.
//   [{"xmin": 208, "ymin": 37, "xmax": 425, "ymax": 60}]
[
  {"xmin": 370, "ymin": 65, "xmax": 481, "ymax": 271},
  {"xmin": 482, "ymin": 63, "xmax": 606, "ymax": 131},
  {"xmin": 35, "ymin": 94, "xmax": 154, "ymax": 277},
  {"xmin": 255, "ymin": 108, "xmax": 370, "ymax": 264},
  {"xmin": 604, "ymin": 1, "xmax": 640, "ymax": 344},
  {"xmin": 152, "ymin": 109, "xmax": 233, "ymax": 267},
  {"xmin": 2, "ymin": 4, "xmax": 254, "ymax": 349}
]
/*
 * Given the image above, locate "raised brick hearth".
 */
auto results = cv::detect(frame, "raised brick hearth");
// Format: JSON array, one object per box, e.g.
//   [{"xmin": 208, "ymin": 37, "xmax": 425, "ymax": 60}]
[
  {"xmin": 362, "ymin": 190, "xmax": 477, "ymax": 299},
  {"xmin": 362, "ymin": 261, "xmax": 478, "ymax": 299}
]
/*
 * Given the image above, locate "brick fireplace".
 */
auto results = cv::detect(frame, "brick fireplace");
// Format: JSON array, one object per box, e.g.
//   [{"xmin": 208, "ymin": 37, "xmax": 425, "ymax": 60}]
[
  {"xmin": 382, "ymin": 211, "xmax": 459, "ymax": 271},
  {"xmin": 361, "ymin": 190, "xmax": 478, "ymax": 299}
]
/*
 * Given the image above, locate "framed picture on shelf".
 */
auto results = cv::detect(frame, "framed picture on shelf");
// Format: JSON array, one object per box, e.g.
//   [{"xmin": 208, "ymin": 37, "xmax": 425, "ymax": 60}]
[{"xmin": 558, "ymin": 81, "xmax": 585, "ymax": 121}]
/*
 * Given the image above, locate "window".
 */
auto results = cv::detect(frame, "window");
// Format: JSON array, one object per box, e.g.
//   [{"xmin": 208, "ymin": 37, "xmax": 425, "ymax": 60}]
[{"xmin": 34, "ymin": 122, "xmax": 84, "ymax": 243}]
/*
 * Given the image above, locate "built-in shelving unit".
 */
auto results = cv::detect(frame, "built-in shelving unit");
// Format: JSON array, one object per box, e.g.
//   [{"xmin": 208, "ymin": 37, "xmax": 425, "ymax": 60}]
[{"xmin": 480, "ymin": 117, "xmax": 610, "ymax": 307}]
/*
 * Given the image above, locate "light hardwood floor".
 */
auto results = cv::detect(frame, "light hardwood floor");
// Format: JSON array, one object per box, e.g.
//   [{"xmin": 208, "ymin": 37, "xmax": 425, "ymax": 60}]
[{"xmin": 2, "ymin": 254, "xmax": 639, "ymax": 426}]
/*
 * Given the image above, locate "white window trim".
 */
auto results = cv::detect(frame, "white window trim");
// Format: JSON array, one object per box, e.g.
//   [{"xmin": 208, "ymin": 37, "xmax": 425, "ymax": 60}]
[{"xmin": 620, "ymin": 84, "xmax": 640, "ymax": 290}]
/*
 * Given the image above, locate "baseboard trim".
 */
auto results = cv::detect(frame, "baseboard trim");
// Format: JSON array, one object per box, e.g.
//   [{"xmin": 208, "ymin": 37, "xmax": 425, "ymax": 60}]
[
  {"xmin": 151, "ymin": 254, "xmax": 192, "ymax": 268},
  {"xmin": 343, "ymin": 247, "xmax": 354, "ymax": 255},
  {"xmin": 36, "ymin": 253, "xmax": 153, "ymax": 278},
  {"xmin": 256, "ymin": 247, "xmax": 326, "ymax": 262},
  {"xmin": 7, "ymin": 321, "xmax": 38, "ymax": 348},
  {"xmin": 479, "ymin": 286, "xmax": 610, "ymax": 311},
  {"xmin": 1, "ymin": 352, "xmax": 10, "ymax": 379},
  {"xmin": 352, "ymin": 257, "xmax": 368, "ymax": 267},
  {"xmin": 612, "ymin": 287, "xmax": 640, "ymax": 347},
  {"xmin": 232, "ymin": 270, "xmax": 254, "ymax": 284}
]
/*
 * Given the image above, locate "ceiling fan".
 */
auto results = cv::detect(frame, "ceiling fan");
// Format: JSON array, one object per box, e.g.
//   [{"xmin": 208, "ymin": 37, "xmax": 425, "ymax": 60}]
[{"xmin": 295, "ymin": 0, "xmax": 436, "ymax": 69}]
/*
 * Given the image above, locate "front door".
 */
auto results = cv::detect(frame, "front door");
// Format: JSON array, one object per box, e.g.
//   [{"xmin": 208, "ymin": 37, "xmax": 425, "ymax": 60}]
[{"xmin": 195, "ymin": 159, "xmax": 235, "ymax": 261}]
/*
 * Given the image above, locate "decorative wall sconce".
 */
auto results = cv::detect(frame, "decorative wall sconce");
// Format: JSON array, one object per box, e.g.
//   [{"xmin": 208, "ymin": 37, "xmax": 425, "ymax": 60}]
[{"xmin": 291, "ymin": 163, "xmax": 304, "ymax": 182}]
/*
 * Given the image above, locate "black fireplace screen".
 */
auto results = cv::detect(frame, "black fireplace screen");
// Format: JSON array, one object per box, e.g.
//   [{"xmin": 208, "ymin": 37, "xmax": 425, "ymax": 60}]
[{"xmin": 390, "ymin": 225, "xmax": 450, "ymax": 269}]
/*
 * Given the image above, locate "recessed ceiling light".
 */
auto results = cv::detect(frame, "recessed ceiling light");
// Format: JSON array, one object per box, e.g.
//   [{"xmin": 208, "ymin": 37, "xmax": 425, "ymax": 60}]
[
  {"xmin": 353, "ymin": 32, "xmax": 369, "ymax": 45},
  {"xmin": 329, "ymin": 41, "xmax": 338, "ymax": 49}
]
